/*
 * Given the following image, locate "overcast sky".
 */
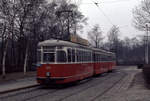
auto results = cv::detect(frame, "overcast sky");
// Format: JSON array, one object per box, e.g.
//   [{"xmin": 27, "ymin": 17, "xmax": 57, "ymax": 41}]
[{"xmin": 77, "ymin": 0, "xmax": 143, "ymax": 39}]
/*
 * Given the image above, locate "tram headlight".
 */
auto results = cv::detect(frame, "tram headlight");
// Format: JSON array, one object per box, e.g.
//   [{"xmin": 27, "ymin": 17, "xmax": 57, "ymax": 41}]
[
  {"xmin": 36, "ymin": 64, "xmax": 42, "ymax": 68},
  {"xmin": 46, "ymin": 72, "xmax": 50, "ymax": 77}
]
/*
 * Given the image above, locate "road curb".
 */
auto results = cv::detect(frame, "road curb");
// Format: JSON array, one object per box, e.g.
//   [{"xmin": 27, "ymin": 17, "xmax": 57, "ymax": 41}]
[{"xmin": 0, "ymin": 84, "xmax": 39, "ymax": 94}]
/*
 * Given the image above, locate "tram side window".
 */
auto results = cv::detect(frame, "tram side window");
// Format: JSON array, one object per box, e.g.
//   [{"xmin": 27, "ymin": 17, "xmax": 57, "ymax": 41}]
[
  {"xmin": 88, "ymin": 52, "xmax": 91, "ymax": 62},
  {"xmin": 96, "ymin": 54, "xmax": 99, "ymax": 62},
  {"xmin": 106, "ymin": 56, "xmax": 108, "ymax": 61},
  {"xmin": 72, "ymin": 49, "xmax": 75, "ymax": 62},
  {"xmin": 85, "ymin": 52, "xmax": 88, "ymax": 61},
  {"xmin": 68, "ymin": 49, "xmax": 71, "ymax": 62},
  {"xmin": 57, "ymin": 51, "xmax": 67, "ymax": 62},
  {"xmin": 101, "ymin": 54, "xmax": 105, "ymax": 61},
  {"xmin": 76, "ymin": 50, "xmax": 83, "ymax": 62},
  {"xmin": 112, "ymin": 55, "xmax": 116, "ymax": 61},
  {"xmin": 81, "ymin": 51, "xmax": 84, "ymax": 62},
  {"xmin": 94, "ymin": 53, "xmax": 97, "ymax": 62},
  {"xmin": 93, "ymin": 53, "xmax": 96, "ymax": 62},
  {"xmin": 79, "ymin": 51, "xmax": 82, "ymax": 62},
  {"xmin": 43, "ymin": 53, "xmax": 55, "ymax": 62},
  {"xmin": 97, "ymin": 54, "xmax": 99, "ymax": 62},
  {"xmin": 85, "ymin": 52, "xmax": 87, "ymax": 62},
  {"xmin": 109, "ymin": 56, "xmax": 113, "ymax": 61},
  {"xmin": 105, "ymin": 55, "xmax": 108, "ymax": 61},
  {"xmin": 107, "ymin": 56, "xmax": 110, "ymax": 61},
  {"xmin": 77, "ymin": 50, "xmax": 79, "ymax": 62}
]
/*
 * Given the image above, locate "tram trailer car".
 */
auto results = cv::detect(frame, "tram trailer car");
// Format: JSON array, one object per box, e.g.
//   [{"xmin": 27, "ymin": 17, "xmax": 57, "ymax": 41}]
[{"xmin": 36, "ymin": 40, "xmax": 116, "ymax": 85}]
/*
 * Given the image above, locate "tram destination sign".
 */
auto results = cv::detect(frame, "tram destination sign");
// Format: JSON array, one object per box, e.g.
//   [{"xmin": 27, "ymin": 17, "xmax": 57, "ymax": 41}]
[{"xmin": 70, "ymin": 34, "xmax": 90, "ymax": 46}]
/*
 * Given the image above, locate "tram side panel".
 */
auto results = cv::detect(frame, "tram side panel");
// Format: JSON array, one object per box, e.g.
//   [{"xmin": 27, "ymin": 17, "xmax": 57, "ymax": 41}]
[
  {"xmin": 37, "ymin": 63, "xmax": 94, "ymax": 84},
  {"xmin": 93, "ymin": 53, "xmax": 102, "ymax": 75},
  {"xmin": 93, "ymin": 53, "xmax": 108, "ymax": 75},
  {"xmin": 93, "ymin": 52, "xmax": 116, "ymax": 75}
]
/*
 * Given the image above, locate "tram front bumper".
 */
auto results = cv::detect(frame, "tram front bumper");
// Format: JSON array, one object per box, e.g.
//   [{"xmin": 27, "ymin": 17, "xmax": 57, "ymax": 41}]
[{"xmin": 37, "ymin": 77, "xmax": 65, "ymax": 84}]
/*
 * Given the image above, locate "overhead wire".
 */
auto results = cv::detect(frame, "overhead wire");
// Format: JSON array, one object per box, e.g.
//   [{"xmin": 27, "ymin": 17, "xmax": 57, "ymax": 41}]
[
  {"xmin": 91, "ymin": 0, "xmax": 114, "ymax": 26},
  {"xmin": 82, "ymin": 0, "xmax": 131, "ymax": 5}
]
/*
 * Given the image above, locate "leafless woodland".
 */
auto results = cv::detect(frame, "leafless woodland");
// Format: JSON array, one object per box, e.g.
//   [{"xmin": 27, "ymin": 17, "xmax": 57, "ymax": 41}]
[{"xmin": 0, "ymin": 0, "xmax": 149, "ymax": 74}]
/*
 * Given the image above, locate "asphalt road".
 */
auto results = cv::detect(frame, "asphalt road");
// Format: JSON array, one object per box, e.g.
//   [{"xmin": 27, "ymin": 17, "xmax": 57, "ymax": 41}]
[{"xmin": 0, "ymin": 66, "xmax": 144, "ymax": 101}]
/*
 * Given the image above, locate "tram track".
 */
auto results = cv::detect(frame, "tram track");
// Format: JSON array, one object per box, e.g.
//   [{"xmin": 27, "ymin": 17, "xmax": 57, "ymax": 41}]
[
  {"xmin": 90, "ymin": 73, "xmax": 126, "ymax": 101},
  {"xmin": 0, "ymin": 86, "xmax": 40, "ymax": 98},
  {"xmin": 21, "ymin": 73, "xmax": 110, "ymax": 101},
  {"xmin": 0, "ymin": 70, "xmax": 124, "ymax": 101},
  {"xmin": 55, "ymin": 71, "xmax": 126, "ymax": 101},
  {"xmin": 0, "ymin": 86, "xmax": 58, "ymax": 101}
]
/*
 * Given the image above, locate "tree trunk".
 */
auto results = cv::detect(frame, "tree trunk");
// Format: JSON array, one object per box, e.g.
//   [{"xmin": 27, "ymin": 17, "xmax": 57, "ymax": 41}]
[
  {"xmin": 24, "ymin": 42, "xmax": 29, "ymax": 75},
  {"xmin": 2, "ymin": 40, "xmax": 9, "ymax": 78}
]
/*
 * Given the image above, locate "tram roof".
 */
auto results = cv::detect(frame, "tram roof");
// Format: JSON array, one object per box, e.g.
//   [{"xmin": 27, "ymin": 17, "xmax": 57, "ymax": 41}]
[
  {"xmin": 92, "ymin": 47, "xmax": 115, "ymax": 55},
  {"xmin": 38, "ymin": 39, "xmax": 91, "ymax": 49},
  {"xmin": 38, "ymin": 39, "xmax": 115, "ymax": 55}
]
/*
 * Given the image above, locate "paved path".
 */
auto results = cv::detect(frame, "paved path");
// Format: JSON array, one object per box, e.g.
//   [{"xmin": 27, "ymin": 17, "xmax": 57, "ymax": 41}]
[
  {"xmin": 0, "ymin": 72, "xmax": 38, "ymax": 94},
  {"xmin": 0, "ymin": 77, "xmax": 38, "ymax": 94}
]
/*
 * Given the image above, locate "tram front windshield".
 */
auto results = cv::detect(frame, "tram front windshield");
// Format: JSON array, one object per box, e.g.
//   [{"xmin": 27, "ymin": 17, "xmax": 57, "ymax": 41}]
[
  {"xmin": 42, "ymin": 46, "xmax": 67, "ymax": 63},
  {"xmin": 43, "ymin": 53, "xmax": 55, "ymax": 62},
  {"xmin": 43, "ymin": 46, "xmax": 55, "ymax": 63}
]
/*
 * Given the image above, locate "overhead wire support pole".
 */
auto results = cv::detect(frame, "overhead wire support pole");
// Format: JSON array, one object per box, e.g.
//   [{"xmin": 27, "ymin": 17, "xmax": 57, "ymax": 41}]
[{"xmin": 145, "ymin": 24, "xmax": 149, "ymax": 64}]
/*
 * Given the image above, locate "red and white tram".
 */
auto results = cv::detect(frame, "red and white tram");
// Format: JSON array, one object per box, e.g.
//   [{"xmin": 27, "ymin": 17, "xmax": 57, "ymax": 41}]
[{"xmin": 36, "ymin": 39, "xmax": 116, "ymax": 84}]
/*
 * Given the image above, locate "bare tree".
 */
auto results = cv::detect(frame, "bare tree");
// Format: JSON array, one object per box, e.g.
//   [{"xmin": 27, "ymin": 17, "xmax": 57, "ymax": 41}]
[
  {"xmin": 107, "ymin": 25, "xmax": 119, "ymax": 51},
  {"xmin": 55, "ymin": 0, "xmax": 87, "ymax": 40},
  {"xmin": 133, "ymin": 0, "xmax": 150, "ymax": 31},
  {"xmin": 107, "ymin": 25, "xmax": 120, "ymax": 64},
  {"xmin": 88, "ymin": 24, "xmax": 104, "ymax": 48},
  {"xmin": 0, "ymin": 0, "xmax": 87, "ymax": 75},
  {"xmin": 0, "ymin": 0, "xmax": 18, "ymax": 78}
]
